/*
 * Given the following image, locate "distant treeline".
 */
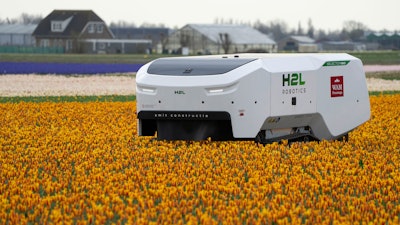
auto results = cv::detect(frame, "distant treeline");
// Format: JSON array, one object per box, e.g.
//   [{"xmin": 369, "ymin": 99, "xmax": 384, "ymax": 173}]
[{"xmin": 2, "ymin": 13, "xmax": 398, "ymax": 43}]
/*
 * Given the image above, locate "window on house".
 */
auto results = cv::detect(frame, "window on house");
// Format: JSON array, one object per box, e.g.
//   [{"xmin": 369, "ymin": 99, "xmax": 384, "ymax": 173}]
[
  {"xmin": 51, "ymin": 22, "xmax": 63, "ymax": 32},
  {"xmin": 66, "ymin": 40, "xmax": 73, "ymax": 50},
  {"xmin": 51, "ymin": 17, "xmax": 73, "ymax": 33},
  {"xmin": 97, "ymin": 24, "xmax": 103, "ymax": 33},
  {"xmin": 40, "ymin": 39, "xmax": 49, "ymax": 47},
  {"xmin": 99, "ymin": 42, "xmax": 106, "ymax": 50},
  {"xmin": 88, "ymin": 24, "xmax": 94, "ymax": 33},
  {"xmin": 54, "ymin": 39, "xmax": 63, "ymax": 47}
]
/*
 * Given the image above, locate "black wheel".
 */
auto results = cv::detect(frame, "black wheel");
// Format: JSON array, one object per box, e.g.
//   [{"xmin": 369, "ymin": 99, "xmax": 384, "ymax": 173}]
[
  {"xmin": 342, "ymin": 133, "xmax": 349, "ymax": 142},
  {"xmin": 255, "ymin": 130, "xmax": 266, "ymax": 144}
]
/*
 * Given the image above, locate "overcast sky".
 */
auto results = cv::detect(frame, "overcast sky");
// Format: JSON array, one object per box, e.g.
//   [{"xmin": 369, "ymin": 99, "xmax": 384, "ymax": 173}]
[{"xmin": 1, "ymin": 0, "xmax": 399, "ymax": 31}]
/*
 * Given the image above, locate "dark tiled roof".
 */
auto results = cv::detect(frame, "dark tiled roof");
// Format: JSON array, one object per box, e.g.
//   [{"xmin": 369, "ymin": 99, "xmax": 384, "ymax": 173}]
[{"xmin": 33, "ymin": 10, "xmax": 104, "ymax": 37}]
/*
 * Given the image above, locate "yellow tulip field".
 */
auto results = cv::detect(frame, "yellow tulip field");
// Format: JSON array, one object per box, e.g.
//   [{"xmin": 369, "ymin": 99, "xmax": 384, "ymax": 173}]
[{"xmin": 0, "ymin": 95, "xmax": 399, "ymax": 224}]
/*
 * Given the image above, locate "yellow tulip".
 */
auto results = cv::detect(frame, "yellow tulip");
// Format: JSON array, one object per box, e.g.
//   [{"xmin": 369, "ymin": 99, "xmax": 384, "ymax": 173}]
[{"xmin": 0, "ymin": 95, "xmax": 399, "ymax": 224}]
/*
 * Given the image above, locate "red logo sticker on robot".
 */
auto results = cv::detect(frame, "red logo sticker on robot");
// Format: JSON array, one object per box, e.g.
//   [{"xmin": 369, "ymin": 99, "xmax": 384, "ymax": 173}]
[{"xmin": 331, "ymin": 76, "xmax": 344, "ymax": 97}]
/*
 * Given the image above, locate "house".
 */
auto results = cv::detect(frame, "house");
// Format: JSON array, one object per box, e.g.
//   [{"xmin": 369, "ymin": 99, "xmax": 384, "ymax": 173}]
[
  {"xmin": 110, "ymin": 27, "xmax": 171, "ymax": 53},
  {"xmin": 278, "ymin": 35, "xmax": 318, "ymax": 52},
  {"xmin": 165, "ymin": 24, "xmax": 277, "ymax": 55},
  {"xmin": 32, "ymin": 10, "xmax": 114, "ymax": 53}
]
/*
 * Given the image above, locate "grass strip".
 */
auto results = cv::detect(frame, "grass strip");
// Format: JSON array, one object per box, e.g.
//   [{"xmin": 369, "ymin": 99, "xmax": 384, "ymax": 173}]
[
  {"xmin": 1, "ymin": 92, "xmax": 399, "ymax": 103},
  {"xmin": 350, "ymin": 51, "xmax": 400, "ymax": 65},
  {"xmin": 368, "ymin": 90, "xmax": 400, "ymax": 96},
  {"xmin": 365, "ymin": 71, "xmax": 400, "ymax": 80}
]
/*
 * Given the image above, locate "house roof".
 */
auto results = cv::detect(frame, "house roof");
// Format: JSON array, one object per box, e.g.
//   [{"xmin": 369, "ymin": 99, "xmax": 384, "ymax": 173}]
[
  {"xmin": 110, "ymin": 27, "xmax": 171, "ymax": 44},
  {"xmin": 0, "ymin": 24, "xmax": 37, "ymax": 34},
  {"xmin": 32, "ymin": 10, "xmax": 105, "ymax": 37},
  {"xmin": 187, "ymin": 24, "xmax": 276, "ymax": 45},
  {"xmin": 111, "ymin": 27, "xmax": 171, "ymax": 38},
  {"xmin": 289, "ymin": 35, "xmax": 315, "ymax": 43}
]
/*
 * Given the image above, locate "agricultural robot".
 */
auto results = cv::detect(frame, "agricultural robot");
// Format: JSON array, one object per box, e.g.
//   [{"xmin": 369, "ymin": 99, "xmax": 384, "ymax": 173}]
[{"xmin": 136, "ymin": 53, "xmax": 370, "ymax": 143}]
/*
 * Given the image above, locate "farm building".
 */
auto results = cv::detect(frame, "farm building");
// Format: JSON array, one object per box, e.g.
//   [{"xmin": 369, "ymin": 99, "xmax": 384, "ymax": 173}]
[
  {"xmin": 0, "ymin": 24, "xmax": 44, "ymax": 53},
  {"xmin": 0, "ymin": 24, "xmax": 36, "ymax": 46},
  {"xmin": 278, "ymin": 35, "xmax": 318, "ymax": 52},
  {"xmin": 366, "ymin": 32, "xmax": 400, "ymax": 50},
  {"xmin": 110, "ymin": 27, "xmax": 171, "ymax": 54},
  {"xmin": 320, "ymin": 41, "xmax": 366, "ymax": 51},
  {"xmin": 165, "ymin": 24, "xmax": 277, "ymax": 55},
  {"xmin": 80, "ymin": 38, "xmax": 152, "ymax": 54},
  {"xmin": 33, "ymin": 10, "xmax": 114, "ymax": 53}
]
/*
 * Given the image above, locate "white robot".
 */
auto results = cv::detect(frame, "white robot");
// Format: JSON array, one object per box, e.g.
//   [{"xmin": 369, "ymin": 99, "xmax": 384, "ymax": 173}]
[{"xmin": 136, "ymin": 53, "xmax": 370, "ymax": 143}]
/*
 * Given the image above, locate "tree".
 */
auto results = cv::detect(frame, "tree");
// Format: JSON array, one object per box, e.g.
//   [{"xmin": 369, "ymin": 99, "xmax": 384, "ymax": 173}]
[
  {"xmin": 253, "ymin": 19, "xmax": 288, "ymax": 41},
  {"xmin": 20, "ymin": 13, "xmax": 42, "ymax": 24},
  {"xmin": 219, "ymin": 33, "xmax": 232, "ymax": 54},
  {"xmin": 342, "ymin": 20, "xmax": 368, "ymax": 41},
  {"xmin": 0, "ymin": 13, "xmax": 42, "ymax": 24},
  {"xmin": 297, "ymin": 21, "xmax": 304, "ymax": 35},
  {"xmin": 140, "ymin": 22, "xmax": 166, "ymax": 28},
  {"xmin": 307, "ymin": 18, "xmax": 315, "ymax": 38},
  {"xmin": 109, "ymin": 21, "xmax": 136, "ymax": 28},
  {"xmin": 314, "ymin": 29, "xmax": 327, "ymax": 41},
  {"xmin": 160, "ymin": 32, "xmax": 169, "ymax": 54}
]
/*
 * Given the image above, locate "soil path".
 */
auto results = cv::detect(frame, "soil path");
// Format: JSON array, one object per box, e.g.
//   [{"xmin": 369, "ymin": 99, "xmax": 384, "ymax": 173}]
[
  {"xmin": 0, "ymin": 75, "xmax": 135, "ymax": 97},
  {"xmin": 1, "ymin": 70, "xmax": 399, "ymax": 97},
  {"xmin": 364, "ymin": 65, "xmax": 400, "ymax": 73}
]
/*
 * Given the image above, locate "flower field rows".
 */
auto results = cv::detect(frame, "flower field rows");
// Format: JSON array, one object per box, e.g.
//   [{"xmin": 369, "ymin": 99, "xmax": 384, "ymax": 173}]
[
  {"xmin": 0, "ymin": 62, "xmax": 142, "ymax": 74},
  {"xmin": 0, "ymin": 95, "xmax": 399, "ymax": 224}
]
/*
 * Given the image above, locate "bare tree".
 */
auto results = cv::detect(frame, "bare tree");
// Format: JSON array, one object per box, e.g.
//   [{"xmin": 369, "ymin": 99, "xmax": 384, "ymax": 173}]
[
  {"xmin": 0, "ymin": 13, "xmax": 42, "ymax": 24},
  {"xmin": 253, "ymin": 19, "xmax": 288, "ymax": 41},
  {"xmin": 109, "ymin": 20, "xmax": 136, "ymax": 28},
  {"xmin": 307, "ymin": 18, "xmax": 314, "ymax": 38},
  {"xmin": 219, "ymin": 33, "xmax": 231, "ymax": 54},
  {"xmin": 343, "ymin": 20, "xmax": 368, "ymax": 41},
  {"xmin": 20, "ymin": 13, "xmax": 42, "ymax": 24},
  {"xmin": 297, "ymin": 21, "xmax": 304, "ymax": 35},
  {"xmin": 140, "ymin": 22, "xmax": 166, "ymax": 28},
  {"xmin": 160, "ymin": 32, "xmax": 169, "ymax": 54},
  {"xmin": 0, "ymin": 13, "xmax": 43, "ymax": 25},
  {"xmin": 314, "ymin": 29, "xmax": 327, "ymax": 41}
]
